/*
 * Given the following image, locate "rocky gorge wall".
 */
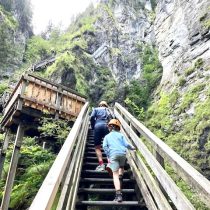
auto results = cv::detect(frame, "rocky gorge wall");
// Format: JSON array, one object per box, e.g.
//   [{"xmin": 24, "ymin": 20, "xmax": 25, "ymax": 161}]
[{"xmin": 155, "ymin": 0, "xmax": 210, "ymax": 89}]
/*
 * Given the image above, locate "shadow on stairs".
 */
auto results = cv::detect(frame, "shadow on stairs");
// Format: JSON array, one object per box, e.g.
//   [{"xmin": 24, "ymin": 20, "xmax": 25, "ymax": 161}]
[{"xmin": 76, "ymin": 129, "xmax": 147, "ymax": 210}]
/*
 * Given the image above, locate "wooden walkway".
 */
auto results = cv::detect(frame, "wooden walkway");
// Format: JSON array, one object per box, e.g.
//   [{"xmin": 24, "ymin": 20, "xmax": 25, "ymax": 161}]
[
  {"xmin": 0, "ymin": 73, "xmax": 86, "ymax": 210},
  {"xmin": 28, "ymin": 102, "xmax": 210, "ymax": 210}
]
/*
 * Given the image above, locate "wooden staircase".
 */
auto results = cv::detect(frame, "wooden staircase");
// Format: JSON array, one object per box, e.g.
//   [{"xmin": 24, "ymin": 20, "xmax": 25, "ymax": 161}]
[{"xmin": 76, "ymin": 129, "xmax": 147, "ymax": 210}]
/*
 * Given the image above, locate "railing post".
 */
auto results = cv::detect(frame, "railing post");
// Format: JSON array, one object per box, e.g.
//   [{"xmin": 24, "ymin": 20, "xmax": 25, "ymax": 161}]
[
  {"xmin": 55, "ymin": 87, "xmax": 62, "ymax": 119},
  {"xmin": 1, "ymin": 122, "xmax": 25, "ymax": 210}
]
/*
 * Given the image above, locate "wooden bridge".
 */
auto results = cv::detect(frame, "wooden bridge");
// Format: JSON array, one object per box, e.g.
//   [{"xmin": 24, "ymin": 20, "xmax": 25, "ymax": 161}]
[{"xmin": 26, "ymin": 102, "xmax": 210, "ymax": 210}]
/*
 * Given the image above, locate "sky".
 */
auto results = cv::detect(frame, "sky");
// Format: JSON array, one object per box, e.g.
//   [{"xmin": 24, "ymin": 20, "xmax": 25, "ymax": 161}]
[{"xmin": 31, "ymin": 0, "xmax": 98, "ymax": 34}]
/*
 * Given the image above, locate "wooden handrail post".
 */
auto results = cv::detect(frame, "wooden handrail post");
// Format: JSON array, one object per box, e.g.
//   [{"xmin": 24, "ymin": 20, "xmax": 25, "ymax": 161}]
[
  {"xmin": 55, "ymin": 87, "xmax": 62, "ymax": 119},
  {"xmin": 154, "ymin": 150, "xmax": 167, "ymax": 195},
  {"xmin": 0, "ymin": 129, "xmax": 11, "ymax": 179},
  {"xmin": 1, "ymin": 122, "xmax": 25, "ymax": 210}
]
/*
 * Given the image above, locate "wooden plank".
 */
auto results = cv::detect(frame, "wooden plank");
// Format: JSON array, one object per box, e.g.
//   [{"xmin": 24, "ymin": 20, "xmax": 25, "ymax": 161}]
[
  {"xmin": 3, "ymin": 76, "xmax": 23, "ymax": 108},
  {"xmin": 127, "ymin": 154, "xmax": 158, "ymax": 210},
  {"xmin": 0, "ymin": 129, "xmax": 11, "ymax": 178},
  {"xmin": 56, "ymin": 114, "xmax": 88, "ymax": 210},
  {"xmin": 22, "ymin": 97, "xmax": 77, "ymax": 117},
  {"xmin": 66, "ymin": 114, "xmax": 89, "ymax": 210},
  {"xmin": 115, "ymin": 110, "xmax": 195, "ymax": 210},
  {"xmin": 122, "ymin": 127, "xmax": 172, "ymax": 210},
  {"xmin": 3, "ymin": 85, "xmax": 21, "ymax": 115},
  {"xmin": 24, "ymin": 82, "xmax": 33, "ymax": 98},
  {"xmin": 24, "ymin": 75, "xmax": 86, "ymax": 102},
  {"xmin": 24, "ymin": 73, "xmax": 86, "ymax": 99},
  {"xmin": 1, "ymin": 123, "xmax": 25, "ymax": 210},
  {"xmin": 29, "ymin": 102, "xmax": 89, "ymax": 210},
  {"xmin": 115, "ymin": 103, "xmax": 210, "ymax": 207}
]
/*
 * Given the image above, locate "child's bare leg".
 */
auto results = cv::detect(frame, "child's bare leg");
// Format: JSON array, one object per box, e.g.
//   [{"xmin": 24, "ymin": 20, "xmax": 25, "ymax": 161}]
[
  {"xmin": 113, "ymin": 170, "xmax": 121, "ymax": 191},
  {"xmin": 119, "ymin": 167, "xmax": 124, "ymax": 189},
  {"xmin": 95, "ymin": 145, "xmax": 103, "ymax": 163},
  {"xmin": 119, "ymin": 167, "xmax": 124, "ymax": 176}
]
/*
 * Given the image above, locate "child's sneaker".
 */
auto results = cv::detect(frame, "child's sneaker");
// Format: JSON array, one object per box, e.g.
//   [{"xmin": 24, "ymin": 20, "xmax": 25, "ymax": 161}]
[
  {"xmin": 114, "ymin": 191, "xmax": 123, "ymax": 202},
  {"xmin": 106, "ymin": 163, "xmax": 113, "ymax": 177},
  {"xmin": 95, "ymin": 164, "xmax": 105, "ymax": 171}
]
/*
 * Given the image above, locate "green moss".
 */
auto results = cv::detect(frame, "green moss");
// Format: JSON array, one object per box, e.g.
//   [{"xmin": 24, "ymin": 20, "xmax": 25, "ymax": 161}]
[
  {"xmin": 195, "ymin": 58, "xmax": 204, "ymax": 68},
  {"xmin": 203, "ymin": 19, "xmax": 210, "ymax": 29},
  {"xmin": 184, "ymin": 66, "xmax": 195, "ymax": 76},
  {"xmin": 24, "ymin": 36, "xmax": 51, "ymax": 63},
  {"xmin": 110, "ymin": 48, "xmax": 121, "ymax": 56},
  {"xmin": 178, "ymin": 77, "xmax": 186, "ymax": 86},
  {"xmin": 45, "ymin": 52, "xmax": 76, "ymax": 76},
  {"xmin": 0, "ymin": 82, "xmax": 8, "ymax": 94},
  {"xmin": 177, "ymin": 84, "xmax": 205, "ymax": 114}
]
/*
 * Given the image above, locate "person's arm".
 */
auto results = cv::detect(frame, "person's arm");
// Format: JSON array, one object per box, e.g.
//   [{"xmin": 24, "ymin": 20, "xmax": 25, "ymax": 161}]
[
  {"xmin": 122, "ymin": 135, "xmax": 136, "ymax": 150},
  {"xmin": 90, "ymin": 108, "xmax": 96, "ymax": 129},
  {"xmin": 103, "ymin": 136, "xmax": 110, "ymax": 158}
]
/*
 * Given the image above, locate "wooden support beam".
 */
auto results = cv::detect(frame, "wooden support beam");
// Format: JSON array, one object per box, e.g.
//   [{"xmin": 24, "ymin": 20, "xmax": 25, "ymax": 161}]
[
  {"xmin": 0, "ymin": 129, "xmax": 11, "ymax": 179},
  {"xmin": 0, "ymin": 122, "xmax": 25, "ymax": 210}
]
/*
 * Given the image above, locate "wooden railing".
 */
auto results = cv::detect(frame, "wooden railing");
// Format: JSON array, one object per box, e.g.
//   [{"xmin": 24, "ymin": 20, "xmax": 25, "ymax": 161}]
[
  {"xmin": 114, "ymin": 102, "xmax": 210, "ymax": 210},
  {"xmin": 28, "ymin": 102, "xmax": 210, "ymax": 210},
  {"xmin": 29, "ymin": 102, "xmax": 89, "ymax": 210},
  {"xmin": 1, "ymin": 73, "xmax": 86, "ymax": 127}
]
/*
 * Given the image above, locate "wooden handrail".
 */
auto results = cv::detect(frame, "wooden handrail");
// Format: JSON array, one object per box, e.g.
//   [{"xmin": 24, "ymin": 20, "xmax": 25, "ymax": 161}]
[
  {"xmin": 115, "ymin": 109, "xmax": 194, "ymax": 210},
  {"xmin": 29, "ymin": 102, "xmax": 89, "ymax": 210},
  {"xmin": 114, "ymin": 102, "xmax": 210, "ymax": 209}
]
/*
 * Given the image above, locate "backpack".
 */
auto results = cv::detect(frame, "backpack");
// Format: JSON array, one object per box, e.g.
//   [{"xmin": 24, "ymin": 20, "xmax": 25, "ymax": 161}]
[{"xmin": 106, "ymin": 108, "xmax": 116, "ymax": 123}]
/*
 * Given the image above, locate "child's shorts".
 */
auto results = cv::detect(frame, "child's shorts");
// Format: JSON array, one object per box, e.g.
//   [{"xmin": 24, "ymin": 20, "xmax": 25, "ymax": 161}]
[{"xmin": 109, "ymin": 154, "xmax": 126, "ymax": 172}]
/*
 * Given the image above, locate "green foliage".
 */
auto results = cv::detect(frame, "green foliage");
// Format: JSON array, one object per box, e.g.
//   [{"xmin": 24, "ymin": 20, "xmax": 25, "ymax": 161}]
[
  {"xmin": 177, "ymin": 84, "xmax": 205, "ymax": 114},
  {"xmin": 125, "ymin": 98, "xmax": 145, "ymax": 120},
  {"xmin": 184, "ymin": 66, "xmax": 195, "ymax": 76},
  {"xmin": 124, "ymin": 44, "xmax": 162, "ymax": 119},
  {"xmin": 24, "ymin": 36, "xmax": 51, "ymax": 63},
  {"xmin": 203, "ymin": 19, "xmax": 210, "ymax": 29},
  {"xmin": 125, "ymin": 80, "xmax": 149, "ymax": 110},
  {"xmin": 0, "ymin": 137, "xmax": 55, "ymax": 209},
  {"xmin": 0, "ymin": 82, "xmax": 8, "ymax": 94},
  {"xmin": 165, "ymin": 164, "xmax": 209, "ymax": 210},
  {"xmin": 145, "ymin": 83, "xmax": 210, "ymax": 182},
  {"xmin": 141, "ymin": 45, "xmax": 162, "ymax": 91},
  {"xmin": 178, "ymin": 77, "xmax": 186, "ymax": 86},
  {"xmin": 110, "ymin": 48, "xmax": 121, "ymax": 56},
  {"xmin": 45, "ymin": 52, "xmax": 76, "ymax": 76},
  {"xmin": 0, "ymin": 133, "xmax": 5, "ymax": 144},
  {"xmin": 38, "ymin": 117, "xmax": 71, "ymax": 146},
  {"xmin": 0, "ymin": 6, "xmax": 18, "ymax": 66},
  {"xmin": 146, "ymin": 92, "xmax": 174, "ymax": 140},
  {"xmin": 195, "ymin": 58, "xmax": 204, "ymax": 68}
]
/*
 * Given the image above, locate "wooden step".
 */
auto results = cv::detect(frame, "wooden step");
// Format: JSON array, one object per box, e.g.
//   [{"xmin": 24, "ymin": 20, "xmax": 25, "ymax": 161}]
[
  {"xmin": 82, "ymin": 170, "xmax": 128, "ymax": 174},
  {"xmin": 82, "ymin": 162, "xmax": 129, "ymax": 169},
  {"xmin": 78, "ymin": 188, "xmax": 135, "ymax": 194},
  {"xmin": 86, "ymin": 143, "xmax": 95, "ymax": 147},
  {"xmin": 84, "ymin": 151, "xmax": 106, "ymax": 156},
  {"xmin": 76, "ymin": 200, "xmax": 141, "ymax": 206},
  {"xmin": 84, "ymin": 157, "xmax": 107, "ymax": 161},
  {"xmin": 80, "ymin": 178, "xmax": 134, "ymax": 183}
]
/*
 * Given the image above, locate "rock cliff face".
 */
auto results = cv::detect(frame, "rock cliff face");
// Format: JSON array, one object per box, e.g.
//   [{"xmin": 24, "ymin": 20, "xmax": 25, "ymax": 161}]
[
  {"xmin": 155, "ymin": 0, "xmax": 210, "ymax": 89},
  {"xmin": 85, "ymin": 0, "xmax": 210, "ymax": 178},
  {"xmin": 0, "ymin": 1, "xmax": 32, "ymax": 79},
  {"xmin": 90, "ymin": 0, "xmax": 155, "ymax": 83}
]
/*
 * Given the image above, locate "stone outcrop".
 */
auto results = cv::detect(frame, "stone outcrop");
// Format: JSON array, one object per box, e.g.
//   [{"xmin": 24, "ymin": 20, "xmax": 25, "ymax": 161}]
[
  {"xmin": 155, "ymin": 0, "xmax": 210, "ymax": 90},
  {"xmin": 91, "ymin": 0, "xmax": 155, "ymax": 83}
]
